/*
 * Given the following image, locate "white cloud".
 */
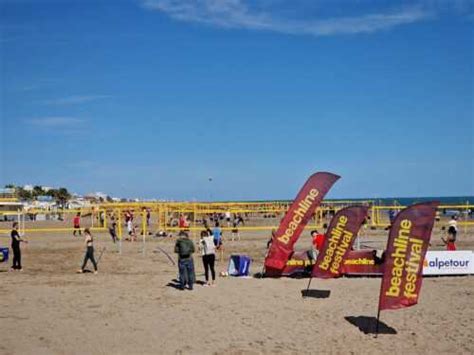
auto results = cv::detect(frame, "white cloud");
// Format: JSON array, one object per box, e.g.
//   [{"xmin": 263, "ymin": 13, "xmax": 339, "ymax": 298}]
[
  {"xmin": 27, "ymin": 117, "xmax": 85, "ymax": 127},
  {"xmin": 41, "ymin": 95, "xmax": 111, "ymax": 105},
  {"xmin": 141, "ymin": 0, "xmax": 433, "ymax": 36}
]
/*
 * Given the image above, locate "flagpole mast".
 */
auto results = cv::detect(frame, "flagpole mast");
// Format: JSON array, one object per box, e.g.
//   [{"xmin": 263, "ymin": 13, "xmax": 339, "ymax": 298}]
[
  {"xmin": 304, "ymin": 275, "xmax": 313, "ymax": 297},
  {"xmin": 375, "ymin": 307, "xmax": 381, "ymax": 338}
]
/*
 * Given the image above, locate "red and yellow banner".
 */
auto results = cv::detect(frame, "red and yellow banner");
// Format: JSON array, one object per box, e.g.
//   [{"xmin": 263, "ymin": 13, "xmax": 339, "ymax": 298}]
[
  {"xmin": 264, "ymin": 172, "xmax": 340, "ymax": 272},
  {"xmin": 378, "ymin": 202, "xmax": 438, "ymax": 311},
  {"xmin": 313, "ymin": 206, "xmax": 368, "ymax": 278}
]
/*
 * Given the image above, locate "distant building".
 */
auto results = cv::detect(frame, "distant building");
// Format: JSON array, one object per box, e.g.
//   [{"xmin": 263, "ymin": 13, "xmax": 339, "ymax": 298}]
[
  {"xmin": 84, "ymin": 192, "xmax": 108, "ymax": 202},
  {"xmin": 67, "ymin": 199, "xmax": 91, "ymax": 209},
  {"xmin": 23, "ymin": 185, "xmax": 34, "ymax": 192},
  {"xmin": 0, "ymin": 188, "xmax": 16, "ymax": 199},
  {"xmin": 37, "ymin": 195, "xmax": 54, "ymax": 202},
  {"xmin": 0, "ymin": 201, "xmax": 24, "ymax": 221}
]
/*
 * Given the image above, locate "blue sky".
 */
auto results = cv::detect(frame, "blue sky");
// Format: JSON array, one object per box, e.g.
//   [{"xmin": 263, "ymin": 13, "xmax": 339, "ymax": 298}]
[{"xmin": 1, "ymin": 0, "xmax": 473, "ymax": 200}]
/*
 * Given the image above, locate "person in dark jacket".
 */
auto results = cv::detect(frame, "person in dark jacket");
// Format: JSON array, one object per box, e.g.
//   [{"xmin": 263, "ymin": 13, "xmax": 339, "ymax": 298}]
[
  {"xmin": 174, "ymin": 231, "xmax": 195, "ymax": 290},
  {"xmin": 10, "ymin": 222, "xmax": 28, "ymax": 271}
]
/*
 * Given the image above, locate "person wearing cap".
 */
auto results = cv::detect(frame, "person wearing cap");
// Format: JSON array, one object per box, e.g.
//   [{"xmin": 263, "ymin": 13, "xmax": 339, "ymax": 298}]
[{"xmin": 174, "ymin": 231, "xmax": 196, "ymax": 290}]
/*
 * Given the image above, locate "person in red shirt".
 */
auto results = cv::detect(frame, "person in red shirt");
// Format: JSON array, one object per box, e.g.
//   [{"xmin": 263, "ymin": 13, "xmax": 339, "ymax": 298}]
[
  {"xmin": 307, "ymin": 230, "xmax": 325, "ymax": 261},
  {"xmin": 441, "ymin": 233, "xmax": 457, "ymax": 251},
  {"xmin": 73, "ymin": 213, "xmax": 81, "ymax": 236},
  {"xmin": 179, "ymin": 214, "xmax": 186, "ymax": 229},
  {"xmin": 311, "ymin": 230, "xmax": 326, "ymax": 252}
]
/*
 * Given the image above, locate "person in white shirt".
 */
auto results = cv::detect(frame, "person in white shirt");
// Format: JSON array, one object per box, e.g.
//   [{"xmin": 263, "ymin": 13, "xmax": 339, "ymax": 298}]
[
  {"xmin": 199, "ymin": 230, "xmax": 216, "ymax": 286},
  {"xmin": 447, "ymin": 215, "xmax": 458, "ymax": 240},
  {"xmin": 127, "ymin": 219, "xmax": 136, "ymax": 241},
  {"xmin": 448, "ymin": 215, "xmax": 458, "ymax": 231},
  {"xmin": 225, "ymin": 211, "xmax": 231, "ymax": 227}
]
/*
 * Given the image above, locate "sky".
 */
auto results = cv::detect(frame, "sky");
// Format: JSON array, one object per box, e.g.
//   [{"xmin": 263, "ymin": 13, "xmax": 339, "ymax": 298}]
[{"xmin": 0, "ymin": 0, "xmax": 473, "ymax": 201}]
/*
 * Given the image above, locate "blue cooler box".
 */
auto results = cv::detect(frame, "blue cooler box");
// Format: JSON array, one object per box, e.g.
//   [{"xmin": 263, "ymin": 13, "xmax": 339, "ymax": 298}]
[{"xmin": 227, "ymin": 254, "xmax": 251, "ymax": 276}]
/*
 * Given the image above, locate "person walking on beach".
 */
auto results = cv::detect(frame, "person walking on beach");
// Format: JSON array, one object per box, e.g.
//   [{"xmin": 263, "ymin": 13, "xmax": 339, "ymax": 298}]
[
  {"xmin": 199, "ymin": 230, "xmax": 216, "ymax": 286},
  {"xmin": 78, "ymin": 228, "xmax": 98, "ymax": 274},
  {"xmin": 10, "ymin": 222, "xmax": 27, "ymax": 271},
  {"xmin": 174, "ymin": 231, "xmax": 195, "ymax": 290},
  {"xmin": 73, "ymin": 212, "xmax": 81, "ymax": 236}
]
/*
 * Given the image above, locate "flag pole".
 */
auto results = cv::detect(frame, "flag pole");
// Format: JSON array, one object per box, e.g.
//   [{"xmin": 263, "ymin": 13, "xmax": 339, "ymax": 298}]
[
  {"xmin": 375, "ymin": 306, "xmax": 381, "ymax": 338},
  {"xmin": 304, "ymin": 258, "xmax": 315, "ymax": 297},
  {"xmin": 304, "ymin": 275, "xmax": 313, "ymax": 297}
]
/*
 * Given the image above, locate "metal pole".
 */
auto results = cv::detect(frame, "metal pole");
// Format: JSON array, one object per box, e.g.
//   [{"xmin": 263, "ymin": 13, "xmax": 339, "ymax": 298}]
[
  {"xmin": 117, "ymin": 209, "xmax": 122, "ymax": 254},
  {"xmin": 304, "ymin": 276, "xmax": 313, "ymax": 298},
  {"xmin": 142, "ymin": 209, "xmax": 146, "ymax": 255},
  {"xmin": 375, "ymin": 308, "xmax": 381, "ymax": 338}
]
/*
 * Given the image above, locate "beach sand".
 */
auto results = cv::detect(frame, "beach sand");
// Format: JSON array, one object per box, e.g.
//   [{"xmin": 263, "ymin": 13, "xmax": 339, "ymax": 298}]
[{"xmin": 1, "ymin": 224, "xmax": 473, "ymax": 354}]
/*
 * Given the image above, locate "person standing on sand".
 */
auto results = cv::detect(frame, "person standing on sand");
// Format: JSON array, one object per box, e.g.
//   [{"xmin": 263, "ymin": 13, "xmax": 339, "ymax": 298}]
[
  {"xmin": 78, "ymin": 228, "xmax": 98, "ymax": 274},
  {"xmin": 231, "ymin": 220, "xmax": 240, "ymax": 241},
  {"xmin": 441, "ymin": 233, "xmax": 457, "ymax": 251},
  {"xmin": 266, "ymin": 229, "xmax": 276, "ymax": 249},
  {"xmin": 309, "ymin": 230, "xmax": 325, "ymax": 260},
  {"xmin": 213, "ymin": 222, "xmax": 224, "ymax": 261},
  {"xmin": 225, "ymin": 211, "xmax": 231, "ymax": 227},
  {"xmin": 109, "ymin": 216, "xmax": 117, "ymax": 243},
  {"xmin": 127, "ymin": 219, "xmax": 136, "ymax": 241},
  {"xmin": 73, "ymin": 212, "xmax": 81, "ymax": 236},
  {"xmin": 447, "ymin": 216, "xmax": 458, "ymax": 238},
  {"xmin": 212, "ymin": 222, "xmax": 222, "ymax": 247},
  {"xmin": 174, "ymin": 231, "xmax": 195, "ymax": 290},
  {"xmin": 442, "ymin": 216, "xmax": 458, "ymax": 251},
  {"xmin": 10, "ymin": 222, "xmax": 28, "ymax": 271},
  {"xmin": 146, "ymin": 208, "xmax": 151, "ymax": 228},
  {"xmin": 199, "ymin": 230, "xmax": 216, "ymax": 286}
]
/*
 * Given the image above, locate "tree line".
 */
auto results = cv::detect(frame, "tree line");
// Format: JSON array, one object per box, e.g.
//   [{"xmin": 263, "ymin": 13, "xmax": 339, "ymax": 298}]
[{"xmin": 4, "ymin": 184, "xmax": 71, "ymax": 205}]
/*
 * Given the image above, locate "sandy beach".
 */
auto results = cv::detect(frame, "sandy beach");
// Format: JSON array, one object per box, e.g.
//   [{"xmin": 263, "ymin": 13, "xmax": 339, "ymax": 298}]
[{"xmin": 1, "ymin": 224, "xmax": 473, "ymax": 355}]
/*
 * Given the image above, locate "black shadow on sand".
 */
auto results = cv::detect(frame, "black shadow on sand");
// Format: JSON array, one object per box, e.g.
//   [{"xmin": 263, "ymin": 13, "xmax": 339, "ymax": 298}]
[
  {"xmin": 301, "ymin": 289, "xmax": 331, "ymax": 298},
  {"xmin": 166, "ymin": 282, "xmax": 183, "ymax": 290},
  {"xmin": 345, "ymin": 316, "xmax": 397, "ymax": 335}
]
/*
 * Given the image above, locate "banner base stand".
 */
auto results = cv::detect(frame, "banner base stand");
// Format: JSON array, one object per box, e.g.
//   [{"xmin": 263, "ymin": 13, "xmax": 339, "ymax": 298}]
[
  {"xmin": 344, "ymin": 316, "xmax": 397, "ymax": 335},
  {"xmin": 301, "ymin": 289, "xmax": 330, "ymax": 298}
]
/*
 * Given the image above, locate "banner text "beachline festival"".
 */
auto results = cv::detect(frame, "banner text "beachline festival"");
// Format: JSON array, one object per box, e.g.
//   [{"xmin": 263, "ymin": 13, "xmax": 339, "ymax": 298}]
[{"xmin": 386, "ymin": 219, "xmax": 423, "ymax": 299}]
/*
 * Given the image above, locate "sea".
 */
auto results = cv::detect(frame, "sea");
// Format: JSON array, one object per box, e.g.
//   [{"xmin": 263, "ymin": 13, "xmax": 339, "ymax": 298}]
[
  {"xmin": 330, "ymin": 196, "xmax": 473, "ymax": 206},
  {"xmin": 245, "ymin": 196, "xmax": 473, "ymax": 206}
]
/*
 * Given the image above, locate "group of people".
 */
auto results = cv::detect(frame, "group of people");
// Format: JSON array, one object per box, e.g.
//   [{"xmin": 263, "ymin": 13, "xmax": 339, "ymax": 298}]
[
  {"xmin": 7, "ymin": 211, "xmax": 462, "ymax": 278},
  {"xmin": 173, "ymin": 225, "xmax": 226, "ymax": 290},
  {"xmin": 9, "ymin": 222, "xmax": 99, "ymax": 274}
]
